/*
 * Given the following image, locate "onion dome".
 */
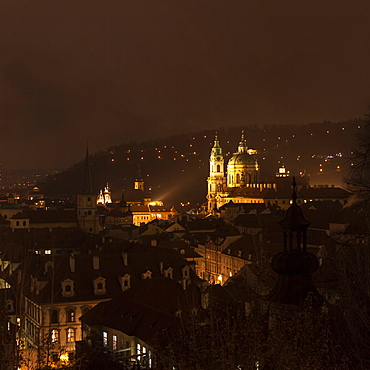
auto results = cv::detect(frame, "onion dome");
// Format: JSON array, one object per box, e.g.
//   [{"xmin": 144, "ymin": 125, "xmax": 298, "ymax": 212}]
[{"xmin": 271, "ymin": 250, "xmax": 319, "ymax": 275}]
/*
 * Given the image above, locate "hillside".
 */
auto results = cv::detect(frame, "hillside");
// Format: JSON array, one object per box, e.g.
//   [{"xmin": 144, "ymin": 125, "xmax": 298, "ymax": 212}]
[{"xmin": 41, "ymin": 120, "xmax": 363, "ymax": 207}]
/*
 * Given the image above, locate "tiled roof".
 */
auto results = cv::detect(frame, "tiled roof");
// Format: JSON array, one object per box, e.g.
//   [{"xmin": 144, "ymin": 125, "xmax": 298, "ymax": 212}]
[
  {"xmin": 80, "ymin": 278, "xmax": 201, "ymax": 346},
  {"xmin": 3, "ymin": 242, "xmax": 202, "ymax": 305},
  {"xmin": 11, "ymin": 210, "xmax": 77, "ymax": 223}
]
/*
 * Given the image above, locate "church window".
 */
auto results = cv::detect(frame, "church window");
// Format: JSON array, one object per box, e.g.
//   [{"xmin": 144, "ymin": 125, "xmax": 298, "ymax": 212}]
[
  {"xmin": 236, "ymin": 174, "xmax": 240, "ymax": 183},
  {"xmin": 16, "ymin": 221, "xmax": 19, "ymax": 226},
  {"xmin": 216, "ymin": 164, "xmax": 220, "ymax": 172}
]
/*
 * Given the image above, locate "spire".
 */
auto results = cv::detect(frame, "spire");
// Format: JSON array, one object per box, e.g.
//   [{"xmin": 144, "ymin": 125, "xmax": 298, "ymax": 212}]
[
  {"xmin": 84, "ymin": 144, "xmax": 93, "ymax": 194},
  {"xmin": 237, "ymin": 130, "xmax": 248, "ymax": 153},
  {"xmin": 211, "ymin": 132, "xmax": 222, "ymax": 157},
  {"xmin": 279, "ymin": 176, "xmax": 310, "ymax": 251},
  {"xmin": 136, "ymin": 165, "xmax": 143, "ymax": 181}
]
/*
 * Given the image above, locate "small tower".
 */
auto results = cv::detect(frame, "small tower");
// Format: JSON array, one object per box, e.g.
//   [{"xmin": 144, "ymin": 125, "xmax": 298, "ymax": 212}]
[
  {"xmin": 103, "ymin": 183, "xmax": 112, "ymax": 203},
  {"xmin": 267, "ymin": 177, "xmax": 323, "ymax": 325},
  {"xmin": 134, "ymin": 166, "xmax": 145, "ymax": 191},
  {"xmin": 77, "ymin": 146, "xmax": 101, "ymax": 234},
  {"xmin": 207, "ymin": 133, "xmax": 225, "ymax": 213}
]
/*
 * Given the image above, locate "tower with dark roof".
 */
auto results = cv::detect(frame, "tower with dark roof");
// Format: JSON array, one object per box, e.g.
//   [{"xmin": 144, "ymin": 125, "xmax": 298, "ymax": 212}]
[
  {"xmin": 77, "ymin": 145, "xmax": 101, "ymax": 234},
  {"xmin": 267, "ymin": 177, "xmax": 323, "ymax": 325}
]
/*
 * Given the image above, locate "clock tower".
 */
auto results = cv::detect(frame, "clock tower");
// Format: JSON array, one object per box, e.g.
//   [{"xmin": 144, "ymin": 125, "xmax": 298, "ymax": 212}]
[{"xmin": 207, "ymin": 133, "xmax": 225, "ymax": 213}]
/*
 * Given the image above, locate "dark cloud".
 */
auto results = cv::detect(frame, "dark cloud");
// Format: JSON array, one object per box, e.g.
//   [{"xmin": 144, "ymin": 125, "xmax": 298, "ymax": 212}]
[{"xmin": 1, "ymin": 1, "xmax": 370, "ymax": 169}]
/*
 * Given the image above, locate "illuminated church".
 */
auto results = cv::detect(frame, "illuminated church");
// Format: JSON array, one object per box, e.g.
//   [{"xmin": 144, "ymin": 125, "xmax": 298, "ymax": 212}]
[{"xmin": 207, "ymin": 131, "xmax": 260, "ymax": 213}]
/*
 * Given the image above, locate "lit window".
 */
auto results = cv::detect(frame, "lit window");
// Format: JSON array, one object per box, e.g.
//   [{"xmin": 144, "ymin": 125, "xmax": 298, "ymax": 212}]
[
  {"xmin": 103, "ymin": 331, "xmax": 108, "ymax": 347},
  {"xmin": 51, "ymin": 329, "xmax": 59, "ymax": 343},
  {"xmin": 67, "ymin": 309, "xmax": 75, "ymax": 322},
  {"xmin": 113, "ymin": 335, "xmax": 117, "ymax": 350},
  {"xmin": 67, "ymin": 328, "xmax": 75, "ymax": 342}
]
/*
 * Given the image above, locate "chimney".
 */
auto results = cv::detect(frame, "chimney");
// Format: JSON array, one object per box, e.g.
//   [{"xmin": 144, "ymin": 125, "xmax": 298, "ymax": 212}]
[
  {"xmin": 122, "ymin": 252, "xmax": 128, "ymax": 266},
  {"xmin": 93, "ymin": 255, "xmax": 99, "ymax": 270},
  {"xmin": 69, "ymin": 255, "xmax": 75, "ymax": 273}
]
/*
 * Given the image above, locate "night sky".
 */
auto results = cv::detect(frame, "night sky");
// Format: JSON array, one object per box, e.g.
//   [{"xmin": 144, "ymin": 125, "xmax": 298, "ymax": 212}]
[{"xmin": 2, "ymin": 1, "xmax": 370, "ymax": 169}]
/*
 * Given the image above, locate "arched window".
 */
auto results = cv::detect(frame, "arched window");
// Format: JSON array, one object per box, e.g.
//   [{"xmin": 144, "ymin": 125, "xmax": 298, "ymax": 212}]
[
  {"xmin": 236, "ymin": 173, "xmax": 240, "ymax": 183},
  {"xmin": 82, "ymin": 306, "xmax": 91, "ymax": 315},
  {"xmin": 67, "ymin": 328, "xmax": 75, "ymax": 342},
  {"xmin": 67, "ymin": 309, "xmax": 75, "ymax": 322},
  {"xmin": 50, "ymin": 309, "xmax": 58, "ymax": 324},
  {"xmin": 50, "ymin": 329, "xmax": 59, "ymax": 343},
  {"xmin": 216, "ymin": 164, "xmax": 220, "ymax": 172}
]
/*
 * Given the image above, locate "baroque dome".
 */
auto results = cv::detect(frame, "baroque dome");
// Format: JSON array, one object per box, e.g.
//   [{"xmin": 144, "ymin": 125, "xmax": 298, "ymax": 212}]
[{"xmin": 228, "ymin": 152, "xmax": 257, "ymax": 166}]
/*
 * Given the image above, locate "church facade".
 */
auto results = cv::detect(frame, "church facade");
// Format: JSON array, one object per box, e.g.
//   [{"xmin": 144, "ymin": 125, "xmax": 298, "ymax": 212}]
[{"xmin": 207, "ymin": 132, "xmax": 260, "ymax": 213}]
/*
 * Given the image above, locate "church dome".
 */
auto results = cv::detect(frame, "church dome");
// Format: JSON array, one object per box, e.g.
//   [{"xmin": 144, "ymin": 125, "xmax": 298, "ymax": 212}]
[{"xmin": 228, "ymin": 152, "xmax": 257, "ymax": 166}]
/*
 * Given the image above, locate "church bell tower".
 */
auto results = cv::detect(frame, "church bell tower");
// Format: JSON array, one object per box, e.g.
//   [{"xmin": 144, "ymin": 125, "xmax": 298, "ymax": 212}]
[
  {"xmin": 77, "ymin": 145, "xmax": 101, "ymax": 234},
  {"xmin": 207, "ymin": 133, "xmax": 225, "ymax": 213}
]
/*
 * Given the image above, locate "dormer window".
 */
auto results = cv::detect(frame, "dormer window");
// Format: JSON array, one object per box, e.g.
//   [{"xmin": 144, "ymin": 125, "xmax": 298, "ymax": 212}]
[
  {"xmin": 5, "ymin": 299, "xmax": 14, "ymax": 312},
  {"xmin": 141, "ymin": 270, "xmax": 152, "ymax": 280},
  {"xmin": 119, "ymin": 274, "xmax": 131, "ymax": 291},
  {"xmin": 164, "ymin": 267, "xmax": 173, "ymax": 279},
  {"xmin": 44, "ymin": 261, "xmax": 54, "ymax": 274},
  {"xmin": 237, "ymin": 250, "xmax": 242, "ymax": 258},
  {"xmin": 93, "ymin": 277, "xmax": 106, "ymax": 295},
  {"xmin": 181, "ymin": 265, "xmax": 190, "ymax": 280},
  {"xmin": 61, "ymin": 279, "xmax": 75, "ymax": 297}
]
